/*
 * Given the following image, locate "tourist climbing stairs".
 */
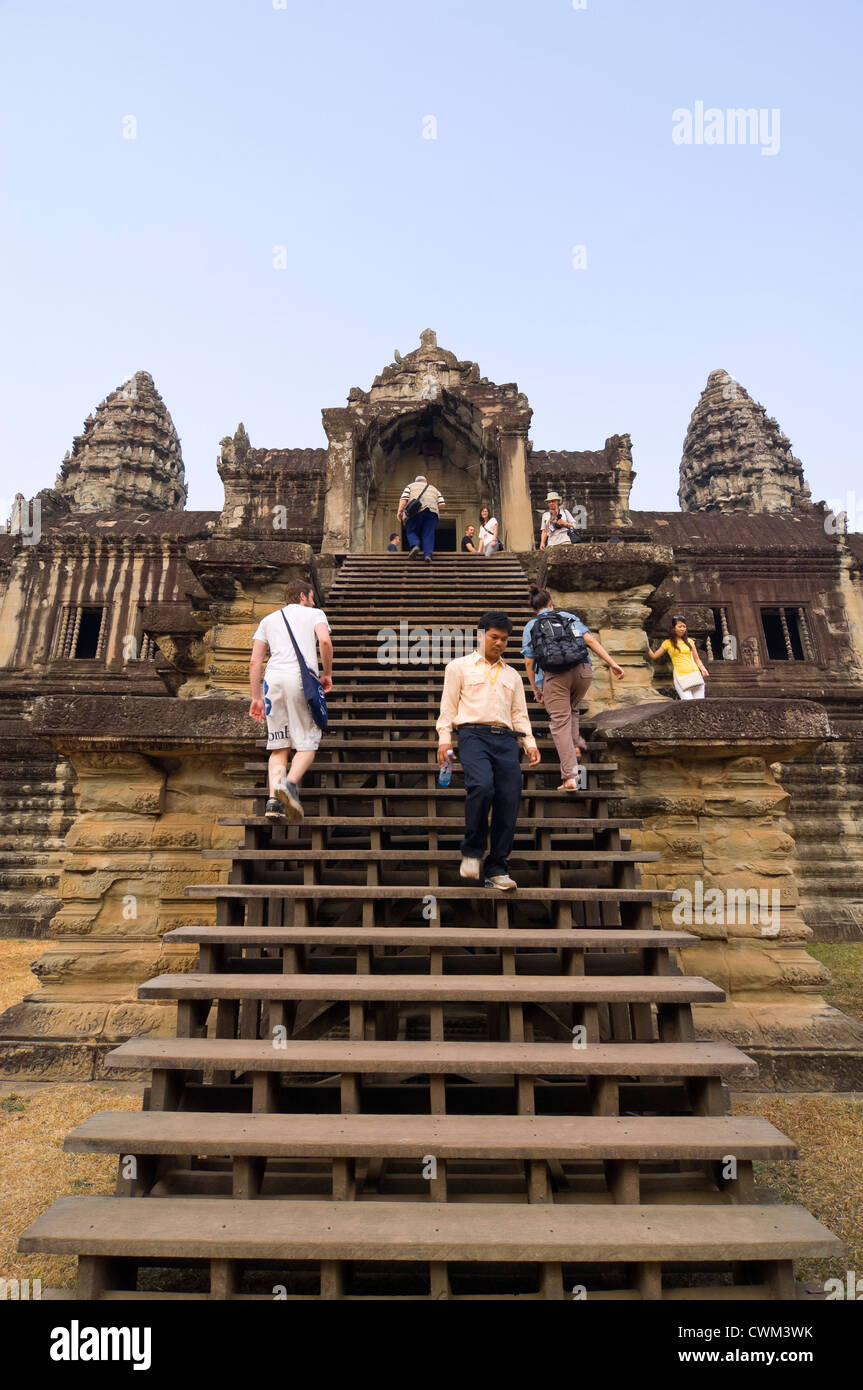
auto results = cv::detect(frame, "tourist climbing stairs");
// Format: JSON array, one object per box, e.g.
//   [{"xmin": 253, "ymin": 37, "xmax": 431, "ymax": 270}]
[{"xmin": 19, "ymin": 553, "xmax": 840, "ymax": 1298}]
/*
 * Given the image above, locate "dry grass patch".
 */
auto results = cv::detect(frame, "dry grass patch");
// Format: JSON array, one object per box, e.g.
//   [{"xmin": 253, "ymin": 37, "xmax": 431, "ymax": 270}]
[
  {"xmin": 734, "ymin": 1092, "xmax": 863, "ymax": 1284},
  {"xmin": 0, "ymin": 1083, "xmax": 142, "ymax": 1290}
]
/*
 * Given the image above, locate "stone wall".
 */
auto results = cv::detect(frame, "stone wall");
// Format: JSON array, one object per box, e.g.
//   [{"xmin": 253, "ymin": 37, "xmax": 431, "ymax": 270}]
[
  {"xmin": 0, "ymin": 700, "xmax": 259, "ymax": 1080},
  {"xmin": 593, "ymin": 700, "xmax": 863, "ymax": 1089}
]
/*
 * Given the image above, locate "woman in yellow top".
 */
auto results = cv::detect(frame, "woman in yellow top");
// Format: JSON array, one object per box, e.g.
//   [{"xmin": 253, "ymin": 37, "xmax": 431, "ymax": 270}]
[{"xmin": 648, "ymin": 615, "xmax": 709, "ymax": 700}]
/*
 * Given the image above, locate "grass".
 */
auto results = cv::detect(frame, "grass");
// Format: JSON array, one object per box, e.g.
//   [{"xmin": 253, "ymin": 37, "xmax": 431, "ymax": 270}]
[
  {"xmin": 733, "ymin": 1093, "xmax": 863, "ymax": 1284},
  {"xmin": 808, "ymin": 943, "xmax": 863, "ymax": 1021}
]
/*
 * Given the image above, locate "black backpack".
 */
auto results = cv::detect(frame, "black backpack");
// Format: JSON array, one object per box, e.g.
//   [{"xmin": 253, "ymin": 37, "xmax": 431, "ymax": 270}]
[{"xmin": 531, "ymin": 613, "xmax": 589, "ymax": 672}]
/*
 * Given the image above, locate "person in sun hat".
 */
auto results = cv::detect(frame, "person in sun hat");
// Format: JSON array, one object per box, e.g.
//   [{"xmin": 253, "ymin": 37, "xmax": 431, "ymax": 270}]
[{"xmin": 540, "ymin": 491, "xmax": 579, "ymax": 550}]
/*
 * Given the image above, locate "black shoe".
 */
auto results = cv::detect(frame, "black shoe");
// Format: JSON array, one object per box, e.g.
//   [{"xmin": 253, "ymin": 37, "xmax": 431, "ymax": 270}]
[
  {"xmin": 265, "ymin": 797, "xmax": 284, "ymax": 821},
  {"xmin": 408, "ymin": 545, "xmax": 421, "ymax": 559},
  {"xmin": 275, "ymin": 778, "xmax": 304, "ymax": 822}
]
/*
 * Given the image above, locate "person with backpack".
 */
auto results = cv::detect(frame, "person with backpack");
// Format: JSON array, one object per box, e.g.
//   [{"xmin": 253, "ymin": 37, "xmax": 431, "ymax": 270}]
[
  {"xmin": 539, "ymin": 491, "xmax": 580, "ymax": 549},
  {"xmin": 397, "ymin": 473, "xmax": 445, "ymax": 563},
  {"xmin": 522, "ymin": 586, "xmax": 624, "ymax": 791},
  {"xmin": 248, "ymin": 579, "xmax": 333, "ymax": 822},
  {"xmin": 648, "ymin": 614, "xmax": 708, "ymax": 699}
]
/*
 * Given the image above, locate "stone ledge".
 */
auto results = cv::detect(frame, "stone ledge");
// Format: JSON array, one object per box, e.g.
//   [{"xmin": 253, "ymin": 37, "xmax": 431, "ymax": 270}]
[
  {"xmin": 26, "ymin": 695, "xmax": 262, "ymax": 750},
  {"xmin": 592, "ymin": 698, "xmax": 832, "ymax": 760},
  {"xmin": 735, "ymin": 1049, "xmax": 863, "ymax": 1092},
  {"xmin": 540, "ymin": 541, "xmax": 674, "ymax": 591}
]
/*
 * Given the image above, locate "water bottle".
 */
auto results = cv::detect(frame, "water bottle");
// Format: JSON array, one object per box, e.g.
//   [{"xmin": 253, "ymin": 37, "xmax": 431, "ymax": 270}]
[{"xmin": 438, "ymin": 751, "xmax": 454, "ymax": 787}]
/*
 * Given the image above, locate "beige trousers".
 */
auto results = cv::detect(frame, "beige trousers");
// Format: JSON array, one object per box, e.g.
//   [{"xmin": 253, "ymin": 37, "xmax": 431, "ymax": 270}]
[{"xmin": 542, "ymin": 663, "xmax": 594, "ymax": 779}]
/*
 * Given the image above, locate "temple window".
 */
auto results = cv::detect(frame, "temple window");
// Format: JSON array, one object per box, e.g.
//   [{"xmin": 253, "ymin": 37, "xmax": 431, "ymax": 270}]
[
  {"xmin": 705, "ymin": 606, "xmax": 737, "ymax": 661},
  {"xmin": 760, "ymin": 606, "xmax": 815, "ymax": 661},
  {"xmin": 53, "ymin": 605, "xmax": 109, "ymax": 660}
]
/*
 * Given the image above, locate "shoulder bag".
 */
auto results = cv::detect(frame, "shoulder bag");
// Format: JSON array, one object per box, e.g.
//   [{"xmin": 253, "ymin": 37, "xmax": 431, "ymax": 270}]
[
  {"xmin": 403, "ymin": 483, "xmax": 430, "ymax": 520},
  {"xmin": 280, "ymin": 610, "xmax": 328, "ymax": 731}
]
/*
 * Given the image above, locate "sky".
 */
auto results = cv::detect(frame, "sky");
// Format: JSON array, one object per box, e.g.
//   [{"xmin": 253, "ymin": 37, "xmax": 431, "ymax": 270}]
[{"xmin": 1, "ymin": 0, "xmax": 860, "ymax": 517}]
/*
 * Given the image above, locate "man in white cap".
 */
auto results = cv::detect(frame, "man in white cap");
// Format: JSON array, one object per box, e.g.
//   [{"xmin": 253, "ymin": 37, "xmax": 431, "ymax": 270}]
[
  {"xmin": 540, "ymin": 491, "xmax": 578, "ymax": 550},
  {"xmin": 397, "ymin": 474, "xmax": 445, "ymax": 563}
]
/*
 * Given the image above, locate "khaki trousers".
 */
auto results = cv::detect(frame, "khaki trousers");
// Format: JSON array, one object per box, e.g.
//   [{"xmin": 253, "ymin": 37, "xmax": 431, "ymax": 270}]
[{"xmin": 542, "ymin": 663, "xmax": 593, "ymax": 779}]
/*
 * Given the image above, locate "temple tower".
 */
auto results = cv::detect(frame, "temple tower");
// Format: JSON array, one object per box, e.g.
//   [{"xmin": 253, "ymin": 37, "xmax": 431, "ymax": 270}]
[
  {"xmin": 679, "ymin": 369, "xmax": 811, "ymax": 514},
  {"xmin": 54, "ymin": 370, "xmax": 187, "ymax": 512}
]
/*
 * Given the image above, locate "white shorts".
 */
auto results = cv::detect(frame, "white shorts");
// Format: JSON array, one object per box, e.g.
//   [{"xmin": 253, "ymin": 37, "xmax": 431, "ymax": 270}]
[{"xmin": 263, "ymin": 667, "xmax": 323, "ymax": 752}]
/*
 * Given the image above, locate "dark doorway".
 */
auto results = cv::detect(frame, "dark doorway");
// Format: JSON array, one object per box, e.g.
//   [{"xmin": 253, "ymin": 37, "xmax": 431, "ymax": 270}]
[{"xmin": 400, "ymin": 517, "xmax": 457, "ymax": 552}]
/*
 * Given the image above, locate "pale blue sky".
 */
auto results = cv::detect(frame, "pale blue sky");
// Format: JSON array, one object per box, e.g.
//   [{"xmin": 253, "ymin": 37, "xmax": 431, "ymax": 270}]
[{"xmin": 1, "ymin": 0, "xmax": 860, "ymax": 515}]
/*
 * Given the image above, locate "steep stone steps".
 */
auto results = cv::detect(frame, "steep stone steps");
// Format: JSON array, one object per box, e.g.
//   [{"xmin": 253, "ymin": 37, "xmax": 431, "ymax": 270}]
[{"xmin": 18, "ymin": 550, "xmax": 838, "ymax": 1299}]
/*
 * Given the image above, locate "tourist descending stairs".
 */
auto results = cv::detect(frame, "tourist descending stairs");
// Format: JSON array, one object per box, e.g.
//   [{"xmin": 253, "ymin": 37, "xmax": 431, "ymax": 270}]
[{"xmin": 19, "ymin": 553, "xmax": 839, "ymax": 1299}]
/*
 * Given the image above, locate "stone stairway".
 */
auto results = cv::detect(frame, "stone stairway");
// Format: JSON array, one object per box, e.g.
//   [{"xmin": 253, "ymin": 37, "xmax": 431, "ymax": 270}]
[
  {"xmin": 19, "ymin": 553, "xmax": 839, "ymax": 1298},
  {"xmin": 0, "ymin": 695, "xmax": 77, "ymax": 938}
]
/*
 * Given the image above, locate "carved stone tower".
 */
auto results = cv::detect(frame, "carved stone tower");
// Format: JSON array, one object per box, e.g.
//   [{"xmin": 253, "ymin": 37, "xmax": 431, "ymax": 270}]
[
  {"xmin": 679, "ymin": 369, "xmax": 811, "ymax": 514},
  {"xmin": 54, "ymin": 370, "xmax": 187, "ymax": 512}
]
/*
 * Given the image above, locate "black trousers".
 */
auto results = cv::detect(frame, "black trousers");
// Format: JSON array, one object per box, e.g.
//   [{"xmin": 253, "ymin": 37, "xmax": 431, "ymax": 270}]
[{"xmin": 457, "ymin": 726, "xmax": 523, "ymax": 877}]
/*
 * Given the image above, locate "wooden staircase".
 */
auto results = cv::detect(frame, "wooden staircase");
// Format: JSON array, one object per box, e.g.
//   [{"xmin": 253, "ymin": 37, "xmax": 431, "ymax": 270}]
[{"xmin": 19, "ymin": 552, "xmax": 840, "ymax": 1299}]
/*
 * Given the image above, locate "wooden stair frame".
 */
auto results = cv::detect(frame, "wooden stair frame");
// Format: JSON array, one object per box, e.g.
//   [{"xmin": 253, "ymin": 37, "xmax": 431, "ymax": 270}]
[{"xmin": 18, "ymin": 553, "xmax": 841, "ymax": 1299}]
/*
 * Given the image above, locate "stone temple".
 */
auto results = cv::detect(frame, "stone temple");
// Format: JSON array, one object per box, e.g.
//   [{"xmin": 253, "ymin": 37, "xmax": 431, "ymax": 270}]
[{"xmin": 1, "ymin": 329, "xmax": 863, "ymax": 1094}]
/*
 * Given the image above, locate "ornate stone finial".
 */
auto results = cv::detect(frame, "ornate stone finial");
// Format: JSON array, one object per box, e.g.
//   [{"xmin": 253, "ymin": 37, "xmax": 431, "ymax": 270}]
[
  {"xmin": 420, "ymin": 328, "xmax": 437, "ymax": 349},
  {"xmin": 393, "ymin": 349, "xmax": 403, "ymax": 364},
  {"xmin": 679, "ymin": 370, "xmax": 811, "ymax": 514}
]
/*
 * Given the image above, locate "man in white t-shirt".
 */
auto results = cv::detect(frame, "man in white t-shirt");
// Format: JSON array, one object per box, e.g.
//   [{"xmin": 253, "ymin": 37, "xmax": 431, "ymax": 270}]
[{"xmin": 249, "ymin": 580, "xmax": 333, "ymax": 821}]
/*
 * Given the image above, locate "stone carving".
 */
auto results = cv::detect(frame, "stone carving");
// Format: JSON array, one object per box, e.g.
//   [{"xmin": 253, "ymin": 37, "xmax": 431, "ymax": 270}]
[
  {"xmin": 53, "ymin": 371, "xmax": 187, "ymax": 512},
  {"xmin": 679, "ymin": 369, "xmax": 812, "ymax": 514}
]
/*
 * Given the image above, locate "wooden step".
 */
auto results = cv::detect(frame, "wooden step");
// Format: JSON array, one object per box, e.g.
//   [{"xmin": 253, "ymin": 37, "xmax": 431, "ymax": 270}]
[
  {"xmin": 220, "ymin": 816, "xmax": 639, "ymax": 831},
  {"xmin": 19, "ymin": 1196, "xmax": 838, "ymax": 1271},
  {"xmin": 164, "ymin": 925, "xmax": 697, "ymax": 949},
  {"xmin": 64, "ymin": 1110, "xmax": 797, "ymax": 1161},
  {"xmin": 200, "ymin": 849, "xmax": 657, "ymax": 865},
  {"xmin": 106, "ymin": 1037, "xmax": 752, "ymax": 1079},
  {"xmin": 138, "ymin": 973, "xmax": 724, "ymax": 1004},
  {"xmin": 185, "ymin": 885, "xmax": 670, "ymax": 902},
  {"xmin": 230, "ymin": 761, "xmax": 613, "ymax": 776}
]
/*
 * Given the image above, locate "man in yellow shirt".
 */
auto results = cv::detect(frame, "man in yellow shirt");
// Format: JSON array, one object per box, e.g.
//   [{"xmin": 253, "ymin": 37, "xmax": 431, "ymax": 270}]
[{"xmin": 437, "ymin": 611, "xmax": 541, "ymax": 889}]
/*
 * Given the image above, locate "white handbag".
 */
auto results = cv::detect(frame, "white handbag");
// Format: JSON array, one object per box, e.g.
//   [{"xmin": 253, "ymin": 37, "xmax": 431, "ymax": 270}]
[{"xmin": 676, "ymin": 670, "xmax": 704, "ymax": 691}]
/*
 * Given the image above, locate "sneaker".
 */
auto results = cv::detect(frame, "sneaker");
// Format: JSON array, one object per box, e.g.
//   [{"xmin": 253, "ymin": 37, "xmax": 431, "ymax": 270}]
[
  {"xmin": 484, "ymin": 874, "xmax": 517, "ymax": 891},
  {"xmin": 264, "ymin": 797, "xmax": 284, "ymax": 821},
  {"xmin": 408, "ymin": 545, "xmax": 421, "ymax": 559},
  {"xmin": 459, "ymin": 857, "xmax": 481, "ymax": 879},
  {"xmin": 275, "ymin": 779, "xmax": 304, "ymax": 822},
  {"xmin": 423, "ymin": 554, "xmax": 432, "ymax": 563}
]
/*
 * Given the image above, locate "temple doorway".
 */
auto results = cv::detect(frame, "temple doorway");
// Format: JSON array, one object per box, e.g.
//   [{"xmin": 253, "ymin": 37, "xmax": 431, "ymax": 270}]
[{"xmin": 359, "ymin": 403, "xmax": 493, "ymax": 554}]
